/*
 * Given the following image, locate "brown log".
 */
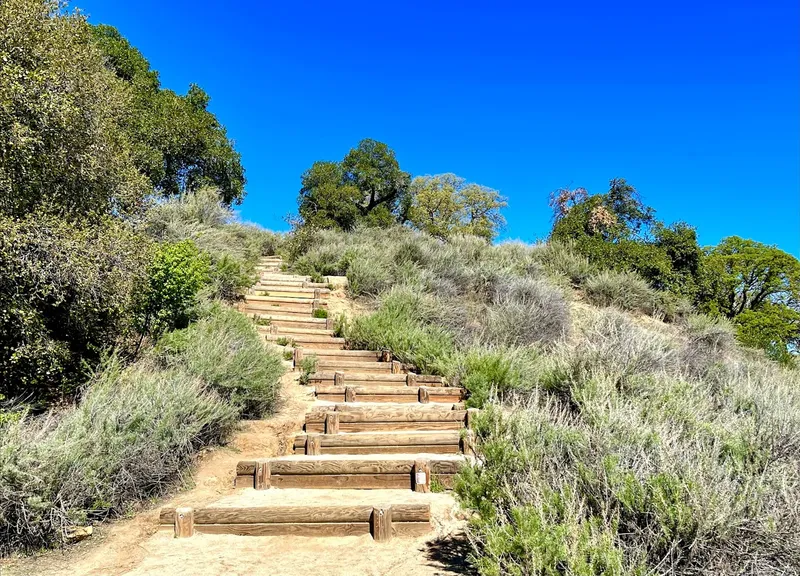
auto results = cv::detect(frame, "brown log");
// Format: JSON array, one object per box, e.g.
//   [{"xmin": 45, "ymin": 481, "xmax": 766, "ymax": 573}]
[
  {"xmin": 324, "ymin": 412, "xmax": 339, "ymax": 434},
  {"xmin": 174, "ymin": 507, "xmax": 194, "ymax": 538},
  {"xmin": 345, "ymin": 386, "xmax": 356, "ymax": 402},
  {"xmin": 293, "ymin": 347, "xmax": 304, "ymax": 367},
  {"xmin": 419, "ymin": 387, "xmax": 430, "ymax": 404},
  {"xmin": 270, "ymin": 473, "xmax": 410, "ymax": 489},
  {"xmin": 306, "ymin": 434, "xmax": 321, "ymax": 455},
  {"xmin": 406, "ymin": 373, "xmax": 418, "ymax": 387},
  {"xmin": 391, "ymin": 360, "xmax": 402, "ymax": 374},
  {"xmin": 159, "ymin": 504, "xmax": 429, "ymax": 525},
  {"xmin": 256, "ymin": 457, "xmax": 464, "ymax": 476},
  {"xmin": 462, "ymin": 429, "xmax": 476, "ymax": 457},
  {"xmin": 372, "ymin": 506, "xmax": 392, "ymax": 542},
  {"xmin": 413, "ymin": 460, "xmax": 431, "ymax": 493},
  {"xmin": 255, "ymin": 459, "xmax": 271, "ymax": 490},
  {"xmin": 333, "ymin": 371, "xmax": 345, "ymax": 386}
]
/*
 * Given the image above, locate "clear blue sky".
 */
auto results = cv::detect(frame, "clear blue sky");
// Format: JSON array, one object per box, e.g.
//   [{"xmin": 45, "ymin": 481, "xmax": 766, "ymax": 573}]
[{"xmin": 78, "ymin": 0, "xmax": 799, "ymax": 255}]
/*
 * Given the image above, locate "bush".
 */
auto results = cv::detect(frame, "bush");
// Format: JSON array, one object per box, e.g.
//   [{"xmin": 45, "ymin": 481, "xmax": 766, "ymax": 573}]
[
  {"xmin": 0, "ymin": 214, "xmax": 150, "ymax": 404},
  {"xmin": 156, "ymin": 304, "xmax": 285, "ymax": 417},
  {"xmin": 584, "ymin": 270, "xmax": 658, "ymax": 315},
  {"xmin": 136, "ymin": 240, "xmax": 210, "ymax": 339},
  {"xmin": 347, "ymin": 254, "xmax": 392, "ymax": 297},
  {"xmin": 453, "ymin": 347, "xmax": 540, "ymax": 408},
  {"xmin": 0, "ymin": 355, "xmax": 238, "ymax": 554},
  {"xmin": 482, "ymin": 277, "xmax": 570, "ymax": 347},
  {"xmin": 344, "ymin": 288, "xmax": 456, "ymax": 375}
]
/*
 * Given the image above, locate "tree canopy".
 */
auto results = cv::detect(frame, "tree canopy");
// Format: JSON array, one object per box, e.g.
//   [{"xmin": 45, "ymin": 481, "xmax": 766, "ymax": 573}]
[
  {"xmin": 298, "ymin": 139, "xmax": 411, "ymax": 230},
  {"xmin": 407, "ymin": 173, "xmax": 507, "ymax": 240}
]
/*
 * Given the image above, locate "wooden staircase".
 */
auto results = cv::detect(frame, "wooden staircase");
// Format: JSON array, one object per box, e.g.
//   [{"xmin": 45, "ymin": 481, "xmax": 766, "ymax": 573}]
[{"xmin": 160, "ymin": 256, "xmax": 473, "ymax": 542}]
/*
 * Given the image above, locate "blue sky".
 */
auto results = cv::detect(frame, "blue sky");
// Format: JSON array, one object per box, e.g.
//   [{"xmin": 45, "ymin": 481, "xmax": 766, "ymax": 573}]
[{"xmin": 78, "ymin": 0, "xmax": 799, "ymax": 255}]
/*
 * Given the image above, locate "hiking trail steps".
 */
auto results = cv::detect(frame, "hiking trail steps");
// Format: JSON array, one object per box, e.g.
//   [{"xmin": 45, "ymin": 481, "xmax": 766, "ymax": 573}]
[{"xmin": 159, "ymin": 256, "xmax": 474, "ymax": 542}]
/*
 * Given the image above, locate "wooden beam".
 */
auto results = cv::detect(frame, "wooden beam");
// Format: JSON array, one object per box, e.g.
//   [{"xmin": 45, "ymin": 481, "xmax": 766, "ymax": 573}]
[
  {"xmin": 345, "ymin": 386, "xmax": 356, "ymax": 402},
  {"xmin": 174, "ymin": 507, "xmax": 194, "ymax": 538},
  {"xmin": 418, "ymin": 387, "xmax": 430, "ymax": 404},
  {"xmin": 293, "ymin": 347, "xmax": 304, "ymax": 367},
  {"xmin": 159, "ymin": 504, "xmax": 429, "ymax": 525},
  {"xmin": 333, "ymin": 371, "xmax": 345, "ymax": 386},
  {"xmin": 242, "ymin": 457, "xmax": 464, "ymax": 476},
  {"xmin": 413, "ymin": 460, "xmax": 431, "ymax": 493},
  {"xmin": 324, "ymin": 412, "xmax": 339, "ymax": 434},
  {"xmin": 372, "ymin": 506, "xmax": 392, "ymax": 542},
  {"xmin": 380, "ymin": 349, "xmax": 392, "ymax": 363},
  {"xmin": 406, "ymin": 373, "xmax": 417, "ymax": 387},
  {"xmin": 306, "ymin": 434, "xmax": 321, "ymax": 455},
  {"xmin": 391, "ymin": 360, "xmax": 402, "ymax": 374},
  {"xmin": 255, "ymin": 459, "xmax": 271, "ymax": 490}
]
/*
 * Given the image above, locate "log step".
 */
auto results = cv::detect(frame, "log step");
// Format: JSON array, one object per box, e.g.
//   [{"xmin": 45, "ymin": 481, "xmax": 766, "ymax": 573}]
[
  {"xmin": 302, "ymin": 349, "xmax": 383, "ymax": 361},
  {"xmin": 257, "ymin": 318, "xmax": 329, "ymax": 331},
  {"xmin": 315, "ymin": 385, "xmax": 465, "ymax": 404},
  {"xmin": 309, "ymin": 372, "xmax": 445, "ymax": 387},
  {"xmin": 249, "ymin": 309, "xmax": 319, "ymax": 320},
  {"xmin": 159, "ymin": 504, "xmax": 430, "ymax": 540},
  {"xmin": 313, "ymin": 361, "xmax": 395, "ymax": 374},
  {"xmin": 235, "ymin": 455, "xmax": 466, "ymax": 490},
  {"xmin": 245, "ymin": 295, "xmax": 327, "ymax": 306},
  {"xmin": 293, "ymin": 431, "xmax": 463, "ymax": 455},
  {"xmin": 304, "ymin": 405, "xmax": 469, "ymax": 433}
]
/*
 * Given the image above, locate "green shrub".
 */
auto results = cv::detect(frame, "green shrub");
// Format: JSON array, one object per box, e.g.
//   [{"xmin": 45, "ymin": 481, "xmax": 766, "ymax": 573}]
[
  {"xmin": 584, "ymin": 270, "xmax": 658, "ymax": 315},
  {"xmin": 344, "ymin": 289, "xmax": 456, "ymax": 374},
  {"xmin": 206, "ymin": 254, "xmax": 254, "ymax": 302},
  {"xmin": 0, "ymin": 214, "xmax": 150, "ymax": 404},
  {"xmin": 156, "ymin": 304, "xmax": 284, "ymax": 417},
  {"xmin": 298, "ymin": 356, "xmax": 318, "ymax": 385},
  {"xmin": 455, "ymin": 347, "xmax": 539, "ymax": 408},
  {"xmin": 0, "ymin": 355, "xmax": 238, "ymax": 554},
  {"xmin": 136, "ymin": 239, "xmax": 210, "ymax": 339},
  {"xmin": 347, "ymin": 254, "xmax": 392, "ymax": 296},
  {"xmin": 312, "ymin": 308, "xmax": 329, "ymax": 319}
]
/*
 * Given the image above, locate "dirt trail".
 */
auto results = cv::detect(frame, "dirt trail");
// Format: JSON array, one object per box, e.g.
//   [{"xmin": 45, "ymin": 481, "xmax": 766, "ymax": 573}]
[{"xmin": 2, "ymin": 285, "xmax": 472, "ymax": 576}]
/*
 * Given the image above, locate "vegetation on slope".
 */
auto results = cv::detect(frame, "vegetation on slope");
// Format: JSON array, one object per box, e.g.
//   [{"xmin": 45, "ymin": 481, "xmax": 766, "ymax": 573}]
[
  {"xmin": 286, "ymin": 225, "xmax": 800, "ymax": 575},
  {"xmin": 0, "ymin": 0, "xmax": 284, "ymax": 554}
]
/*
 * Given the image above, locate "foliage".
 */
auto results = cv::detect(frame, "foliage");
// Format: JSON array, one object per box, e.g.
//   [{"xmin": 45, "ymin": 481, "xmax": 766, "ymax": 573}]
[
  {"xmin": 90, "ymin": 25, "xmax": 245, "ymax": 204},
  {"xmin": 456, "ymin": 307, "xmax": 800, "ymax": 575},
  {"xmin": 0, "ymin": 355, "xmax": 239, "ymax": 554},
  {"xmin": 297, "ymin": 139, "xmax": 411, "ymax": 230},
  {"xmin": 584, "ymin": 270, "xmax": 659, "ymax": 316},
  {"xmin": 156, "ymin": 303, "xmax": 285, "ymax": 417},
  {"xmin": 136, "ymin": 240, "xmax": 210, "ymax": 340},
  {"xmin": 0, "ymin": 0, "xmax": 149, "ymax": 218},
  {"xmin": 0, "ymin": 214, "xmax": 149, "ymax": 404},
  {"xmin": 702, "ymin": 236, "xmax": 800, "ymax": 361},
  {"xmin": 407, "ymin": 173, "xmax": 507, "ymax": 240}
]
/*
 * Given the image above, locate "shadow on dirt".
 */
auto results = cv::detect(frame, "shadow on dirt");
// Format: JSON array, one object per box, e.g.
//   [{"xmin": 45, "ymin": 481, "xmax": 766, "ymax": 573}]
[{"xmin": 424, "ymin": 533, "xmax": 477, "ymax": 575}]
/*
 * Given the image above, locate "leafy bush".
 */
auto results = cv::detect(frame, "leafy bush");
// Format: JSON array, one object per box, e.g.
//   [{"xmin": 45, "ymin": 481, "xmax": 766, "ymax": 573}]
[
  {"xmin": 156, "ymin": 304, "xmax": 285, "ymax": 417},
  {"xmin": 344, "ymin": 288, "xmax": 456, "ymax": 375},
  {"xmin": 584, "ymin": 270, "xmax": 658, "ymax": 315},
  {"xmin": 347, "ymin": 254, "xmax": 392, "ymax": 297},
  {"xmin": 136, "ymin": 240, "xmax": 210, "ymax": 339},
  {"xmin": 0, "ymin": 356, "xmax": 238, "ymax": 554},
  {"xmin": 0, "ymin": 214, "xmax": 149, "ymax": 404},
  {"xmin": 482, "ymin": 277, "xmax": 571, "ymax": 347}
]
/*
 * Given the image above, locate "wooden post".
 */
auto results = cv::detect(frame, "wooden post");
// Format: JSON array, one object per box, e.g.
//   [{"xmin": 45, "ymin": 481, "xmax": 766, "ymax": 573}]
[
  {"xmin": 313, "ymin": 288, "xmax": 322, "ymax": 299},
  {"xmin": 418, "ymin": 386, "xmax": 430, "ymax": 404},
  {"xmin": 174, "ymin": 507, "xmax": 194, "ymax": 538},
  {"xmin": 306, "ymin": 434, "xmax": 321, "ymax": 455},
  {"xmin": 380, "ymin": 349, "xmax": 392, "ymax": 363},
  {"xmin": 312, "ymin": 299, "xmax": 322, "ymax": 312},
  {"xmin": 326, "ymin": 317, "xmax": 335, "ymax": 330},
  {"xmin": 391, "ymin": 360, "xmax": 402, "ymax": 374},
  {"xmin": 333, "ymin": 371, "xmax": 345, "ymax": 386},
  {"xmin": 302, "ymin": 281, "xmax": 308, "ymax": 288},
  {"xmin": 324, "ymin": 412, "xmax": 339, "ymax": 434},
  {"xmin": 406, "ymin": 373, "xmax": 418, "ymax": 387},
  {"xmin": 269, "ymin": 324, "xmax": 278, "ymax": 335},
  {"xmin": 466, "ymin": 408, "xmax": 480, "ymax": 428},
  {"xmin": 413, "ymin": 460, "xmax": 431, "ymax": 493},
  {"xmin": 345, "ymin": 386, "xmax": 356, "ymax": 403},
  {"xmin": 462, "ymin": 429, "xmax": 476, "ymax": 457},
  {"xmin": 293, "ymin": 347, "xmax": 304, "ymax": 369},
  {"xmin": 371, "ymin": 506, "xmax": 393, "ymax": 542},
  {"xmin": 255, "ymin": 459, "xmax": 271, "ymax": 490}
]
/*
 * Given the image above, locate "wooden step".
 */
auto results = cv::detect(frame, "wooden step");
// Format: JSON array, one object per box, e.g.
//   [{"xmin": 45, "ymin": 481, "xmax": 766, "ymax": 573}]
[
  {"xmin": 252, "ymin": 288, "xmax": 331, "ymax": 300},
  {"xmin": 245, "ymin": 295, "xmax": 326, "ymax": 306},
  {"xmin": 159, "ymin": 504, "xmax": 430, "ymax": 539},
  {"xmin": 256, "ymin": 317, "xmax": 329, "ymax": 331},
  {"xmin": 315, "ymin": 385, "xmax": 465, "ymax": 404},
  {"xmin": 246, "ymin": 302, "xmax": 315, "ymax": 315},
  {"xmin": 293, "ymin": 431, "xmax": 463, "ymax": 455},
  {"xmin": 301, "ymin": 349, "xmax": 383, "ymax": 362},
  {"xmin": 305, "ymin": 405, "xmax": 469, "ymax": 433},
  {"xmin": 309, "ymin": 373, "xmax": 445, "ymax": 387},
  {"xmin": 313, "ymin": 361, "xmax": 395, "ymax": 374},
  {"xmin": 235, "ymin": 455, "xmax": 466, "ymax": 490},
  {"xmin": 269, "ymin": 327, "xmax": 335, "ymax": 337},
  {"xmin": 249, "ymin": 308, "xmax": 318, "ymax": 320},
  {"xmin": 254, "ymin": 280, "xmax": 330, "ymax": 289}
]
